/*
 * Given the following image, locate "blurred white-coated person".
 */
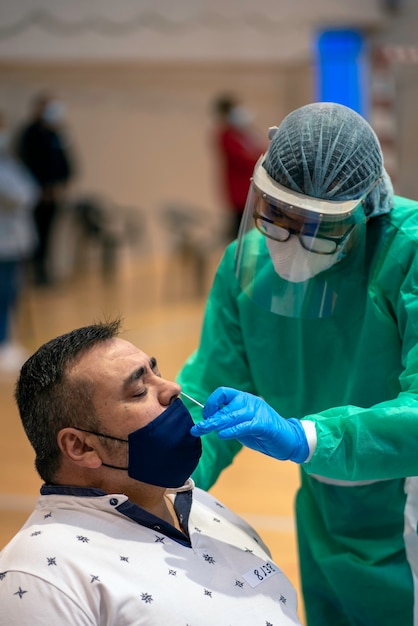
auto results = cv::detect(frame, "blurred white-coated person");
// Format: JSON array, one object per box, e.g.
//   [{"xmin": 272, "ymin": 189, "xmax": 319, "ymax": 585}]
[
  {"xmin": 0, "ymin": 111, "xmax": 38, "ymax": 372},
  {"xmin": 178, "ymin": 102, "xmax": 418, "ymax": 625},
  {"xmin": 0, "ymin": 319, "xmax": 302, "ymax": 626}
]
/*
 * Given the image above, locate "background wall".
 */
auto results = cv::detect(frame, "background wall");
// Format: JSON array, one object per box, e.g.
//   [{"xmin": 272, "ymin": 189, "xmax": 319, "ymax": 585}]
[
  {"xmin": 0, "ymin": 0, "xmax": 391, "ymax": 264},
  {"xmin": 0, "ymin": 0, "xmax": 383, "ymax": 63},
  {"xmin": 0, "ymin": 60, "xmax": 312, "ymax": 264},
  {"xmin": 0, "ymin": 0, "xmax": 417, "ymax": 262},
  {"xmin": 370, "ymin": 0, "xmax": 418, "ymax": 197}
]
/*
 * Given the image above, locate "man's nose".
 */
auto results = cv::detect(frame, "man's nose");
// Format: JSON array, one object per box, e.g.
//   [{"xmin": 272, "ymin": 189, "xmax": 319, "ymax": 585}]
[{"xmin": 158, "ymin": 378, "xmax": 181, "ymax": 406}]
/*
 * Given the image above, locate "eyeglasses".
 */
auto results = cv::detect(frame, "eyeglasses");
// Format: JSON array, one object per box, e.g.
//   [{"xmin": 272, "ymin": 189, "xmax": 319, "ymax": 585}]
[
  {"xmin": 253, "ymin": 175, "xmax": 384, "ymax": 254},
  {"xmin": 254, "ymin": 211, "xmax": 357, "ymax": 255}
]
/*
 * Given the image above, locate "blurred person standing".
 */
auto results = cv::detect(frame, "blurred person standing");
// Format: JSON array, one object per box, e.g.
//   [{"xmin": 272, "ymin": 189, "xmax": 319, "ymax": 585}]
[
  {"xmin": 17, "ymin": 92, "xmax": 75, "ymax": 286},
  {"xmin": 0, "ymin": 112, "xmax": 38, "ymax": 372},
  {"xmin": 211, "ymin": 94, "xmax": 267, "ymax": 241}
]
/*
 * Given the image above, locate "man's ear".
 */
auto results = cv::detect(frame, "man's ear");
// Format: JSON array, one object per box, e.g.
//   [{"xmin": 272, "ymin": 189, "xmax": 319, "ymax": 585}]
[{"xmin": 57, "ymin": 428, "xmax": 102, "ymax": 469}]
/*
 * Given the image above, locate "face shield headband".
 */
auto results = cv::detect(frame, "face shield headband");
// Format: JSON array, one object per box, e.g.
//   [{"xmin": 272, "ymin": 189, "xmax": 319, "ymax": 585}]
[{"xmin": 234, "ymin": 157, "xmax": 374, "ymax": 319}]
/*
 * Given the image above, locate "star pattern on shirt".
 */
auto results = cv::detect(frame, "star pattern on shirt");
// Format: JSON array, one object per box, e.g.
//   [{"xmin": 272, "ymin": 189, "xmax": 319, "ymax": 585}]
[
  {"xmin": 0, "ymin": 491, "xmax": 297, "ymax": 622},
  {"xmin": 202, "ymin": 554, "xmax": 216, "ymax": 564},
  {"xmin": 14, "ymin": 587, "xmax": 27, "ymax": 599},
  {"xmin": 141, "ymin": 592, "xmax": 153, "ymax": 604}
]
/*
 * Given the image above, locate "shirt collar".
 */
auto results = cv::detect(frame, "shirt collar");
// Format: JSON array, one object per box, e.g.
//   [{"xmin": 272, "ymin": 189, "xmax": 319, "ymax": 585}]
[{"xmin": 40, "ymin": 483, "xmax": 193, "ymax": 546}]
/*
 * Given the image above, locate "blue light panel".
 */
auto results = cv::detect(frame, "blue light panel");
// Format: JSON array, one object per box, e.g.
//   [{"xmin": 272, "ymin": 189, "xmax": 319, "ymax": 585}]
[{"xmin": 314, "ymin": 29, "xmax": 370, "ymax": 119}]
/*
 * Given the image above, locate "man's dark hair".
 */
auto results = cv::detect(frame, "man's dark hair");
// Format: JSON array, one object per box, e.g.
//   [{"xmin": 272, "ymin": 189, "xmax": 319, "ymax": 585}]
[{"xmin": 15, "ymin": 319, "xmax": 122, "ymax": 483}]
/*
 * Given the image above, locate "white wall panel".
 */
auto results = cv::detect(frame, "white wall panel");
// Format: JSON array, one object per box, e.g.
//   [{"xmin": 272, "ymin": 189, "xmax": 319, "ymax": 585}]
[{"xmin": 0, "ymin": 1, "xmax": 384, "ymax": 62}]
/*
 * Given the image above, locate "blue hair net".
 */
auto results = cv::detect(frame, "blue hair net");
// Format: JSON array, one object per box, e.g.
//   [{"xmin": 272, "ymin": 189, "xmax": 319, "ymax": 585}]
[{"xmin": 264, "ymin": 102, "xmax": 393, "ymax": 217}]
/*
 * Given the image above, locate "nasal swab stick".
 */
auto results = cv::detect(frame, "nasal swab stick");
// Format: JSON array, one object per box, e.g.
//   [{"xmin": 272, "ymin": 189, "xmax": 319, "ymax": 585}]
[{"xmin": 180, "ymin": 391, "xmax": 204, "ymax": 408}]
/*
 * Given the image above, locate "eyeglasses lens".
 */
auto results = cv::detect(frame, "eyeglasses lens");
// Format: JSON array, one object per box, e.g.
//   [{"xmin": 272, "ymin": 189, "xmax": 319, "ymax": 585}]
[{"xmin": 300, "ymin": 235, "xmax": 337, "ymax": 254}]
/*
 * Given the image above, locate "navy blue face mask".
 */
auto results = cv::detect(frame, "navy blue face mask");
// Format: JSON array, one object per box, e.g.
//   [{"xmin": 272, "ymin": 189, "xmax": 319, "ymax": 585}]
[{"xmin": 76, "ymin": 398, "xmax": 202, "ymax": 488}]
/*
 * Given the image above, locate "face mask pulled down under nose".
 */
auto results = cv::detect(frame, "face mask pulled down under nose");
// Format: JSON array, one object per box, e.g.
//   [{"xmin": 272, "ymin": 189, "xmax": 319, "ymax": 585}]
[
  {"xmin": 91, "ymin": 398, "xmax": 202, "ymax": 488},
  {"xmin": 266, "ymin": 235, "xmax": 343, "ymax": 283}
]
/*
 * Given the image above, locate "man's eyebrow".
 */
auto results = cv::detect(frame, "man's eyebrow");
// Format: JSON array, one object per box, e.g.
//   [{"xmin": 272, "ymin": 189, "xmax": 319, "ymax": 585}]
[{"xmin": 123, "ymin": 357, "xmax": 158, "ymax": 390}]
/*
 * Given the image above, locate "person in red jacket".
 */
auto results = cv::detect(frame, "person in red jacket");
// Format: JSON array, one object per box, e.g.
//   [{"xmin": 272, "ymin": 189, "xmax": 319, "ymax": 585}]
[{"xmin": 212, "ymin": 94, "xmax": 267, "ymax": 241}]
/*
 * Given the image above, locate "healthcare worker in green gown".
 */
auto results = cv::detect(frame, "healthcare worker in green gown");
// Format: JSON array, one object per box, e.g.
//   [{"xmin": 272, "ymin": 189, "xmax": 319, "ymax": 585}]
[{"xmin": 177, "ymin": 102, "xmax": 418, "ymax": 626}]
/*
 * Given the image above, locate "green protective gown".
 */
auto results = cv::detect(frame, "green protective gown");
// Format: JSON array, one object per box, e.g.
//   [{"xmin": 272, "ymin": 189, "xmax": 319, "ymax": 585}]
[{"xmin": 177, "ymin": 196, "xmax": 418, "ymax": 626}]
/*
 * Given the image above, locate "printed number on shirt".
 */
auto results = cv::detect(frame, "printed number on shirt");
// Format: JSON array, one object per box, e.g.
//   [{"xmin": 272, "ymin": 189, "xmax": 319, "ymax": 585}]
[{"xmin": 243, "ymin": 560, "xmax": 279, "ymax": 588}]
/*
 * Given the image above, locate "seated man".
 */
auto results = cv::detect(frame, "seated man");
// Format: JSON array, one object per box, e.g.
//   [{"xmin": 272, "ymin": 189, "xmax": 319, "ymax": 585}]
[{"xmin": 0, "ymin": 319, "xmax": 301, "ymax": 626}]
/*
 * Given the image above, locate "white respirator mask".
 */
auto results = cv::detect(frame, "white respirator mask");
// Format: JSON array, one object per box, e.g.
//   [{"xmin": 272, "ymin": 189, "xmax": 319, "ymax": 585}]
[
  {"xmin": 266, "ymin": 235, "xmax": 343, "ymax": 283},
  {"xmin": 228, "ymin": 105, "xmax": 254, "ymax": 128},
  {"xmin": 42, "ymin": 100, "xmax": 66, "ymax": 125}
]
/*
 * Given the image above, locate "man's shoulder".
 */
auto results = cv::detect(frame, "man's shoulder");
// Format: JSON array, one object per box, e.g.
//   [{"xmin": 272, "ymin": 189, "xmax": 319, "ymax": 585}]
[
  {"xmin": 192, "ymin": 487, "xmax": 245, "ymax": 525},
  {"xmin": 19, "ymin": 121, "xmax": 40, "ymax": 136}
]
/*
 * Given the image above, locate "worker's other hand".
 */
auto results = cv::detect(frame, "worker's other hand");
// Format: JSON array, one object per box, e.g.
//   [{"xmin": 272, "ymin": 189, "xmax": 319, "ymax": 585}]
[{"xmin": 190, "ymin": 387, "xmax": 309, "ymax": 463}]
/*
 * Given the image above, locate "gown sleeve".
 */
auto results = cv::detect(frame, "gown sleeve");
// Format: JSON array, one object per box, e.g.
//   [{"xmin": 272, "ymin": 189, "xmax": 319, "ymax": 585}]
[{"xmin": 303, "ymin": 210, "xmax": 418, "ymax": 481}]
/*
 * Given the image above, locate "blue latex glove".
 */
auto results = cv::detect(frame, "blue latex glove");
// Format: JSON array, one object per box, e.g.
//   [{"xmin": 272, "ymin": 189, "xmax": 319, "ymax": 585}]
[{"xmin": 190, "ymin": 387, "xmax": 309, "ymax": 463}]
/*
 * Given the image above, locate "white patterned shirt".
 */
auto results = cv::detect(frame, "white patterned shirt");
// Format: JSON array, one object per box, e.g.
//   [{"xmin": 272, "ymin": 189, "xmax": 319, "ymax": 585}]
[{"xmin": 0, "ymin": 481, "xmax": 301, "ymax": 625}]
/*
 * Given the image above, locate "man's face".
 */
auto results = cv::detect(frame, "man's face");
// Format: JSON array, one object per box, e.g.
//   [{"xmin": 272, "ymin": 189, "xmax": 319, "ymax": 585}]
[{"xmin": 69, "ymin": 338, "xmax": 180, "ymax": 465}]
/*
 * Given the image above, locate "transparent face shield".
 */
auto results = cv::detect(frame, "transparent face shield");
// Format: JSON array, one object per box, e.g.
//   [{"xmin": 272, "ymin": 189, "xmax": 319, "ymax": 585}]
[{"xmin": 234, "ymin": 158, "xmax": 369, "ymax": 319}]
